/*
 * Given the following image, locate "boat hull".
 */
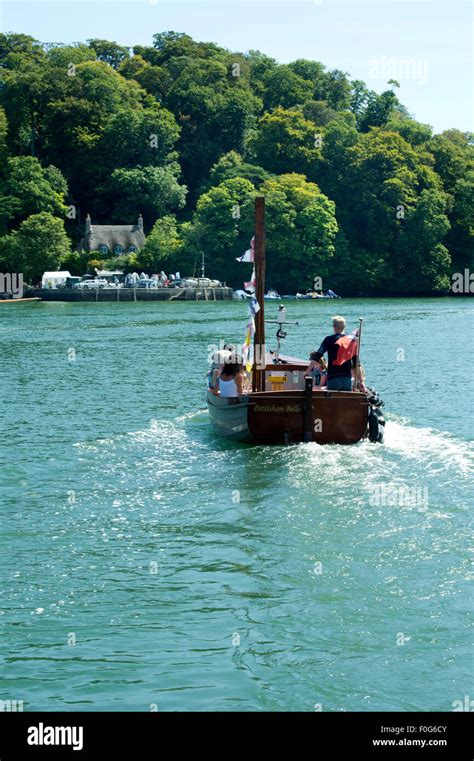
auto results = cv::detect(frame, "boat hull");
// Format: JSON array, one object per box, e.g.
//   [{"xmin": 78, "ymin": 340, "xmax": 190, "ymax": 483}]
[
  {"xmin": 206, "ymin": 391, "xmax": 253, "ymax": 442},
  {"xmin": 206, "ymin": 389, "xmax": 369, "ymax": 445}
]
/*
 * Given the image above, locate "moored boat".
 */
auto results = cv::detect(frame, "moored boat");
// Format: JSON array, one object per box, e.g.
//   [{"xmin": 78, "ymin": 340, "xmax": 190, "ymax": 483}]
[
  {"xmin": 296, "ymin": 289, "xmax": 341, "ymax": 299},
  {"xmin": 264, "ymin": 289, "xmax": 281, "ymax": 300}
]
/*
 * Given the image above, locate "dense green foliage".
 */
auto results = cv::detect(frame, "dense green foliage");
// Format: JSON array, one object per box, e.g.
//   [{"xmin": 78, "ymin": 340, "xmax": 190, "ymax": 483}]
[{"xmin": 0, "ymin": 31, "xmax": 472, "ymax": 293}]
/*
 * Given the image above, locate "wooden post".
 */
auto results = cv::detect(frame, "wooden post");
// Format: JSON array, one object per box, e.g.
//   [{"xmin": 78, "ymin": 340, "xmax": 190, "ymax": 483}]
[
  {"xmin": 304, "ymin": 376, "xmax": 313, "ymax": 442},
  {"xmin": 252, "ymin": 196, "xmax": 266, "ymax": 392}
]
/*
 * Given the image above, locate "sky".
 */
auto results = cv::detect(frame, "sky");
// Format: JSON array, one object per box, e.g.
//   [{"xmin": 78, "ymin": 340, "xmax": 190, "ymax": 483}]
[{"xmin": 1, "ymin": 0, "xmax": 472, "ymax": 134}]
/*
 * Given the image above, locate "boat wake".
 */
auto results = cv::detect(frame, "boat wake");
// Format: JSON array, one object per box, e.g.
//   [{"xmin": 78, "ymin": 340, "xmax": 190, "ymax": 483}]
[
  {"xmin": 75, "ymin": 411, "xmax": 473, "ymax": 485},
  {"xmin": 295, "ymin": 416, "xmax": 473, "ymax": 479},
  {"xmin": 382, "ymin": 417, "xmax": 473, "ymax": 475},
  {"xmin": 71, "ymin": 407, "xmax": 473, "ymax": 527}
]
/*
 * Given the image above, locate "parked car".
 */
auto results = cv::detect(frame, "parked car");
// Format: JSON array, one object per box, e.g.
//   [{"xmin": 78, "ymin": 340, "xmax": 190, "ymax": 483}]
[
  {"xmin": 181, "ymin": 277, "xmax": 221, "ymax": 288},
  {"xmin": 72, "ymin": 278, "xmax": 108, "ymax": 290}
]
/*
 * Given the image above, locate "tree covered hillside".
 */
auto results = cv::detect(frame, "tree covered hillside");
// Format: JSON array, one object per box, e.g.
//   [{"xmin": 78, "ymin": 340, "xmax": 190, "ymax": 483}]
[{"xmin": 0, "ymin": 31, "xmax": 472, "ymax": 293}]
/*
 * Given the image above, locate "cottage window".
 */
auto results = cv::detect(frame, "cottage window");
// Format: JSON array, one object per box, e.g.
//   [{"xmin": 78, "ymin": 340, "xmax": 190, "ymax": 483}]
[
  {"xmin": 99, "ymin": 244, "xmax": 108, "ymax": 255},
  {"xmin": 114, "ymin": 245, "xmax": 123, "ymax": 255},
  {"xmin": 128, "ymin": 245, "xmax": 137, "ymax": 253}
]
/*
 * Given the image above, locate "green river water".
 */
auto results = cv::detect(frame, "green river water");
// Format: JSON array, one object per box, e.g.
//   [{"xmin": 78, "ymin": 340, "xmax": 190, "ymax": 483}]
[{"xmin": 0, "ymin": 297, "xmax": 472, "ymax": 711}]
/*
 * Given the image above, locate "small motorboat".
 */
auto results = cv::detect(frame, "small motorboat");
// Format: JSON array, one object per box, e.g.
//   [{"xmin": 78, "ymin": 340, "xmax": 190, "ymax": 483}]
[
  {"xmin": 206, "ymin": 197, "xmax": 385, "ymax": 446},
  {"xmin": 296, "ymin": 289, "xmax": 341, "ymax": 300},
  {"xmin": 264, "ymin": 289, "xmax": 281, "ymax": 300}
]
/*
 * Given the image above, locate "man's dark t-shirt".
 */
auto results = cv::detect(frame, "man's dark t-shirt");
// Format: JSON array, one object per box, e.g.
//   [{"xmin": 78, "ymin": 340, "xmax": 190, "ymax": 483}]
[{"xmin": 310, "ymin": 333, "xmax": 357, "ymax": 379}]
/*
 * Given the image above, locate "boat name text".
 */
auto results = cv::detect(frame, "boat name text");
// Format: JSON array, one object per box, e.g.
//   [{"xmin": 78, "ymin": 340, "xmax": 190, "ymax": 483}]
[{"xmin": 254, "ymin": 404, "xmax": 301, "ymax": 413}]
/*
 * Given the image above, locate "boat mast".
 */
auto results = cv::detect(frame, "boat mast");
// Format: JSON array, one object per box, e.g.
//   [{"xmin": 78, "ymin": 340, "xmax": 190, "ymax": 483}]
[{"xmin": 253, "ymin": 196, "xmax": 266, "ymax": 392}]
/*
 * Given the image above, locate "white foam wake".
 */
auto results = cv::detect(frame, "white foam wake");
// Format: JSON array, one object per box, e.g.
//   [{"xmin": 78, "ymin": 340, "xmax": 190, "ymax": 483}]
[{"xmin": 383, "ymin": 419, "xmax": 473, "ymax": 476}]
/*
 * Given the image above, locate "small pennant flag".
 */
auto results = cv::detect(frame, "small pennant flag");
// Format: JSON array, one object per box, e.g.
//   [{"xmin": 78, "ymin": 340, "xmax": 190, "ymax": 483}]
[
  {"xmin": 250, "ymin": 296, "xmax": 260, "ymax": 314},
  {"xmin": 241, "ymin": 298, "xmax": 261, "ymax": 372},
  {"xmin": 236, "ymin": 236, "xmax": 255, "ymax": 263},
  {"xmin": 242, "ymin": 314, "xmax": 255, "ymax": 372}
]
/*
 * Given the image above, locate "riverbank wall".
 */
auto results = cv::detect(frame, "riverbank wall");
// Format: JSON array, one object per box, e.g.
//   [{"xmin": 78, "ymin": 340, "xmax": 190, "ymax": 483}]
[{"xmin": 25, "ymin": 287, "xmax": 234, "ymax": 302}]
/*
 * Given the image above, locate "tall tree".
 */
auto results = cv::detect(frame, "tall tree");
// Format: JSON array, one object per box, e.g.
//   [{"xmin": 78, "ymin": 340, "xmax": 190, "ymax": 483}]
[
  {"xmin": 0, "ymin": 212, "xmax": 71, "ymax": 282},
  {"xmin": 106, "ymin": 165, "xmax": 187, "ymax": 227},
  {"xmin": 137, "ymin": 215, "xmax": 183, "ymax": 272},
  {"xmin": 339, "ymin": 129, "xmax": 450, "ymax": 292},
  {"xmin": 87, "ymin": 39, "xmax": 130, "ymax": 69},
  {"xmin": 0, "ymin": 156, "xmax": 68, "ymax": 230},
  {"xmin": 249, "ymin": 107, "xmax": 322, "ymax": 177},
  {"xmin": 203, "ymin": 151, "xmax": 273, "ymax": 194},
  {"xmin": 428, "ymin": 131, "xmax": 474, "ymax": 271},
  {"xmin": 260, "ymin": 173, "xmax": 338, "ymax": 290},
  {"xmin": 162, "ymin": 57, "xmax": 261, "ymax": 198},
  {"xmin": 359, "ymin": 88, "xmax": 406, "ymax": 132},
  {"xmin": 261, "ymin": 66, "xmax": 314, "ymax": 111},
  {"xmin": 393, "ymin": 189, "xmax": 451, "ymax": 293}
]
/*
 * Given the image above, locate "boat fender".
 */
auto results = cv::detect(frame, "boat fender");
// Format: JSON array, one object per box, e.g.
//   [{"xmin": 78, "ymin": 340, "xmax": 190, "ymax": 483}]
[
  {"xmin": 368, "ymin": 407, "xmax": 385, "ymax": 443},
  {"xmin": 367, "ymin": 388, "xmax": 384, "ymax": 408},
  {"xmin": 374, "ymin": 408, "xmax": 385, "ymax": 427}
]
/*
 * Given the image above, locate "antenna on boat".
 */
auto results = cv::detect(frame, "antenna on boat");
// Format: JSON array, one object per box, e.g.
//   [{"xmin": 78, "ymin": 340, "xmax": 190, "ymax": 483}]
[
  {"xmin": 253, "ymin": 196, "xmax": 266, "ymax": 392},
  {"xmin": 265, "ymin": 305, "xmax": 299, "ymax": 362}
]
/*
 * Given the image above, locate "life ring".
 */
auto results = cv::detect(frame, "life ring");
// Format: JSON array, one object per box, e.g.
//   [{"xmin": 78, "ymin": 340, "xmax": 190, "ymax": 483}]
[{"xmin": 368, "ymin": 407, "xmax": 385, "ymax": 443}]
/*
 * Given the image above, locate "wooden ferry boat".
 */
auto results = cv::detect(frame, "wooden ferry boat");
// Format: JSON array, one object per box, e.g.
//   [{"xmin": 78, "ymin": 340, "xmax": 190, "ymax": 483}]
[{"xmin": 206, "ymin": 197, "xmax": 385, "ymax": 445}]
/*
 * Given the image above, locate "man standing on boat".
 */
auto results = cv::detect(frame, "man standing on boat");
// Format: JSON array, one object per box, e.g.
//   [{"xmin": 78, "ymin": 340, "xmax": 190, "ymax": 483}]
[{"xmin": 307, "ymin": 316, "xmax": 357, "ymax": 391}]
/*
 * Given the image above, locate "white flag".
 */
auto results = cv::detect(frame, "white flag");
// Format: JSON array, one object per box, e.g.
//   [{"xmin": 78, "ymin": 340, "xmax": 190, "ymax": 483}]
[{"xmin": 236, "ymin": 236, "xmax": 255, "ymax": 263}]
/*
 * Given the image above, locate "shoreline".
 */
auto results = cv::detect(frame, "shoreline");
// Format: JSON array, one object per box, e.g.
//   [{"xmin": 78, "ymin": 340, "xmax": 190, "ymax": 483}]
[
  {"xmin": 0, "ymin": 290, "xmax": 470, "ymax": 303},
  {"xmin": 21, "ymin": 286, "xmax": 234, "ymax": 302},
  {"xmin": 3, "ymin": 290, "xmax": 471, "ymax": 302}
]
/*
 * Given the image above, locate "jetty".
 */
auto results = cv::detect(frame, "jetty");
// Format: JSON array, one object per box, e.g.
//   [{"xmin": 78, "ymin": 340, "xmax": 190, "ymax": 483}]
[{"xmin": 26, "ymin": 286, "xmax": 233, "ymax": 302}]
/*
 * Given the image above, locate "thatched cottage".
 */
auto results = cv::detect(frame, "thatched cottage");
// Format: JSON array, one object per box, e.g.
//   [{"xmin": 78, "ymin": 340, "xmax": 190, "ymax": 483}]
[{"xmin": 79, "ymin": 214, "xmax": 146, "ymax": 255}]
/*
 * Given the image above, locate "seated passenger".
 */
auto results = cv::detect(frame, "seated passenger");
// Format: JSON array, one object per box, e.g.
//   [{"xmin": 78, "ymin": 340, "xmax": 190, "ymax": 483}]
[
  {"xmin": 313, "ymin": 364, "xmax": 328, "ymax": 390},
  {"xmin": 305, "ymin": 356, "xmax": 328, "ymax": 389},
  {"xmin": 207, "ymin": 343, "xmax": 237, "ymax": 389},
  {"xmin": 212, "ymin": 360, "xmax": 244, "ymax": 397}
]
